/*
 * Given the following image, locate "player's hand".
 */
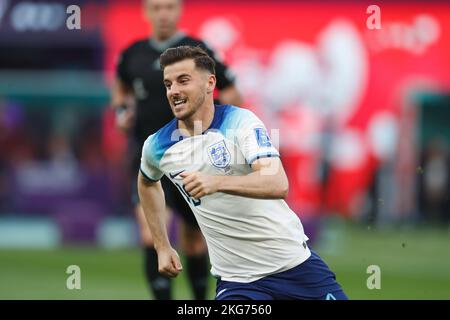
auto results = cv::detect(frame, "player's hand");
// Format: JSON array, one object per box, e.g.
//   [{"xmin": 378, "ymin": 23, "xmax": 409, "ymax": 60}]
[
  {"xmin": 180, "ymin": 171, "xmax": 219, "ymax": 199},
  {"xmin": 156, "ymin": 246, "xmax": 183, "ymax": 278}
]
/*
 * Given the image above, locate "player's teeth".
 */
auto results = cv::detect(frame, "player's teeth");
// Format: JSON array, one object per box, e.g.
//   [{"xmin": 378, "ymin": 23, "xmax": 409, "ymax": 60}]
[{"xmin": 174, "ymin": 99, "xmax": 186, "ymax": 105}]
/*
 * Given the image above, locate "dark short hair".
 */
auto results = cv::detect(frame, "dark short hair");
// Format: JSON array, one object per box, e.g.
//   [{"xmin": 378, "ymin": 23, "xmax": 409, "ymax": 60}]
[{"xmin": 160, "ymin": 45, "xmax": 216, "ymax": 75}]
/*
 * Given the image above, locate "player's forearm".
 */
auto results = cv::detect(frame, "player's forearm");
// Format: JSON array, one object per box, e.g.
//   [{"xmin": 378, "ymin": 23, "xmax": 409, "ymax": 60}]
[
  {"xmin": 137, "ymin": 175, "xmax": 172, "ymax": 250},
  {"xmin": 216, "ymin": 170, "xmax": 288, "ymax": 199}
]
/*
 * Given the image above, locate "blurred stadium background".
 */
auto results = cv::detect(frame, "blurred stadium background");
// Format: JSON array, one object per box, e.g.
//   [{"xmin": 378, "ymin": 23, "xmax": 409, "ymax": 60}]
[{"xmin": 0, "ymin": 0, "xmax": 449, "ymax": 299}]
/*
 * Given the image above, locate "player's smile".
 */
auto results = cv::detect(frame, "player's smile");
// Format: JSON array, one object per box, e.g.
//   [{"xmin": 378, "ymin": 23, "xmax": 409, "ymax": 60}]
[
  {"xmin": 171, "ymin": 96, "xmax": 189, "ymax": 116},
  {"xmin": 173, "ymin": 97, "xmax": 187, "ymax": 108}
]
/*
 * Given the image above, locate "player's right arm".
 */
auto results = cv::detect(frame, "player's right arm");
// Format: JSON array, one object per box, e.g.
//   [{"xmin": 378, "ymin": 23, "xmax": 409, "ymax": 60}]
[
  {"xmin": 139, "ymin": 136, "xmax": 183, "ymax": 277},
  {"xmin": 137, "ymin": 172, "xmax": 183, "ymax": 277}
]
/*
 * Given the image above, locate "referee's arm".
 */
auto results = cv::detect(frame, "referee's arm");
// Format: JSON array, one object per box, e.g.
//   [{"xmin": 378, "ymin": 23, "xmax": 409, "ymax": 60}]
[{"xmin": 111, "ymin": 77, "xmax": 136, "ymax": 133}]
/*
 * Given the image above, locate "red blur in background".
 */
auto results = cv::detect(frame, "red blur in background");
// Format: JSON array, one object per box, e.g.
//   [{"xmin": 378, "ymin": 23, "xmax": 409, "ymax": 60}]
[{"xmin": 99, "ymin": 1, "xmax": 450, "ymax": 219}]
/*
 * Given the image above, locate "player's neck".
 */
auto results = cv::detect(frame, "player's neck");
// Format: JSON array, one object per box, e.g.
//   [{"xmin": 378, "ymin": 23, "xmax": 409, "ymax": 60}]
[{"xmin": 178, "ymin": 103, "xmax": 215, "ymax": 137}]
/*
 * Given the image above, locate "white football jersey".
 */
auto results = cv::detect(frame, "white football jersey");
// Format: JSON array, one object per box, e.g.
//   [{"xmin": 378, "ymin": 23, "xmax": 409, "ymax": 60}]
[{"xmin": 141, "ymin": 105, "xmax": 310, "ymax": 283}]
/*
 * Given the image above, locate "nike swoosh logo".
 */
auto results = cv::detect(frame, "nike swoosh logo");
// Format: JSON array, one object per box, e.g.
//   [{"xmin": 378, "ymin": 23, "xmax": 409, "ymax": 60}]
[
  {"xmin": 169, "ymin": 170, "xmax": 185, "ymax": 179},
  {"xmin": 216, "ymin": 289, "xmax": 227, "ymax": 298}
]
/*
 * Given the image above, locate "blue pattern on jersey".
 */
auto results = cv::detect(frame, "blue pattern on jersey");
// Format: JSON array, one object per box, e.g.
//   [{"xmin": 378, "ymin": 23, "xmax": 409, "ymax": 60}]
[
  {"xmin": 144, "ymin": 118, "xmax": 178, "ymax": 166},
  {"xmin": 145, "ymin": 104, "xmax": 254, "ymax": 166},
  {"xmin": 216, "ymin": 105, "xmax": 254, "ymax": 137}
]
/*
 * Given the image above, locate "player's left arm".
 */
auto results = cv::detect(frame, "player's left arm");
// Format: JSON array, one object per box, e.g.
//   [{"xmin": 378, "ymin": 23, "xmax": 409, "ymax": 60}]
[{"xmin": 181, "ymin": 157, "xmax": 288, "ymax": 200}]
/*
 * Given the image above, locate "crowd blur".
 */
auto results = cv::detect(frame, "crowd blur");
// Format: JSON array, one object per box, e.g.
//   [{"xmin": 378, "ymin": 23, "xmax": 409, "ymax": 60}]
[{"xmin": 0, "ymin": 0, "xmax": 449, "ymax": 246}]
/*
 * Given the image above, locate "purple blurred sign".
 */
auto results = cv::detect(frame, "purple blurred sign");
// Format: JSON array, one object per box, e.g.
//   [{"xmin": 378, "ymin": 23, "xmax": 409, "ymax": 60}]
[{"xmin": 0, "ymin": 0, "xmax": 104, "ymax": 47}]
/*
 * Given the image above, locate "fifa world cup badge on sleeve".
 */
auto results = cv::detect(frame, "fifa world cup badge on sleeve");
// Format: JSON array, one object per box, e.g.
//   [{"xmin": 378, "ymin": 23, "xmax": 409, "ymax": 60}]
[{"xmin": 254, "ymin": 128, "xmax": 272, "ymax": 147}]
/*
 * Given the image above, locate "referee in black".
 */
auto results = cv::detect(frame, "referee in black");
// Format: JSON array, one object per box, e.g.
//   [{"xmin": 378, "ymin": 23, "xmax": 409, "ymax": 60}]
[{"xmin": 111, "ymin": 0, "xmax": 242, "ymax": 300}]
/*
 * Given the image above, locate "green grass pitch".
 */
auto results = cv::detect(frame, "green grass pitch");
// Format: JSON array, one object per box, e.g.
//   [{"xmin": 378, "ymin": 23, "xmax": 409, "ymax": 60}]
[{"xmin": 1, "ymin": 221, "xmax": 449, "ymax": 299}]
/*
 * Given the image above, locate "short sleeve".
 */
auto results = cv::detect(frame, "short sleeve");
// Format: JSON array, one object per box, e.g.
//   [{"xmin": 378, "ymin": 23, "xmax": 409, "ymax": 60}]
[
  {"xmin": 140, "ymin": 136, "xmax": 164, "ymax": 182},
  {"xmin": 235, "ymin": 111, "xmax": 280, "ymax": 166}
]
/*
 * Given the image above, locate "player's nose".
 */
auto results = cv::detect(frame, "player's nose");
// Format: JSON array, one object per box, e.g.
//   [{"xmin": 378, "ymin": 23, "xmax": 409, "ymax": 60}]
[{"xmin": 169, "ymin": 83, "xmax": 181, "ymax": 96}]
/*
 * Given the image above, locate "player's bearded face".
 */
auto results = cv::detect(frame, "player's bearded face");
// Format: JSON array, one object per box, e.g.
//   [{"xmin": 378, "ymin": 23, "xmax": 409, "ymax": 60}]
[{"xmin": 164, "ymin": 59, "xmax": 211, "ymax": 121}]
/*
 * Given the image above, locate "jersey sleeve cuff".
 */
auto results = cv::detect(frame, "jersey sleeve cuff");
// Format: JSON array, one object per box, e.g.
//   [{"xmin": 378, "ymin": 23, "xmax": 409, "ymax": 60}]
[
  {"xmin": 247, "ymin": 152, "xmax": 280, "ymax": 167},
  {"xmin": 139, "ymin": 168, "xmax": 160, "ymax": 183}
]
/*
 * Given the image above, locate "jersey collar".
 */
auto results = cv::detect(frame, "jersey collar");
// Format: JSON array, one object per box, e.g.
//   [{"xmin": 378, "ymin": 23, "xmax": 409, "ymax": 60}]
[{"xmin": 176, "ymin": 104, "xmax": 228, "ymax": 139}]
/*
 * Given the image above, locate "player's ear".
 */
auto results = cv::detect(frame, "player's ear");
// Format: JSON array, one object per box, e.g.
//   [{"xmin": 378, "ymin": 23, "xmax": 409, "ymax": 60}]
[{"xmin": 206, "ymin": 74, "xmax": 216, "ymax": 94}]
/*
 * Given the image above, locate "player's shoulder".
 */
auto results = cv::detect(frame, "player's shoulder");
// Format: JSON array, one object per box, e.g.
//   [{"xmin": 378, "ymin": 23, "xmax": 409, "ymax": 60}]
[
  {"xmin": 222, "ymin": 104, "xmax": 258, "ymax": 123},
  {"xmin": 212, "ymin": 104, "xmax": 258, "ymax": 132},
  {"xmin": 143, "ymin": 118, "xmax": 179, "ymax": 163}
]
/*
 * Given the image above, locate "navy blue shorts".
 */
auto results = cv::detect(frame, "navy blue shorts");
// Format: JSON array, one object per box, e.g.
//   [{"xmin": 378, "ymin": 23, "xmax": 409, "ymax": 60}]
[{"xmin": 215, "ymin": 250, "xmax": 348, "ymax": 300}]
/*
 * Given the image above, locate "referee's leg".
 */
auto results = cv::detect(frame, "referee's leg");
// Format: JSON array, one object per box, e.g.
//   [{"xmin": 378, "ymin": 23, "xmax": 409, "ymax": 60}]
[{"xmin": 177, "ymin": 211, "xmax": 209, "ymax": 299}]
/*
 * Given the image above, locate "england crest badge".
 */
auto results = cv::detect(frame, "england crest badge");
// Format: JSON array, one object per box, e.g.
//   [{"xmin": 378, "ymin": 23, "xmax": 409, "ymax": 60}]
[{"xmin": 207, "ymin": 140, "xmax": 231, "ymax": 168}]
